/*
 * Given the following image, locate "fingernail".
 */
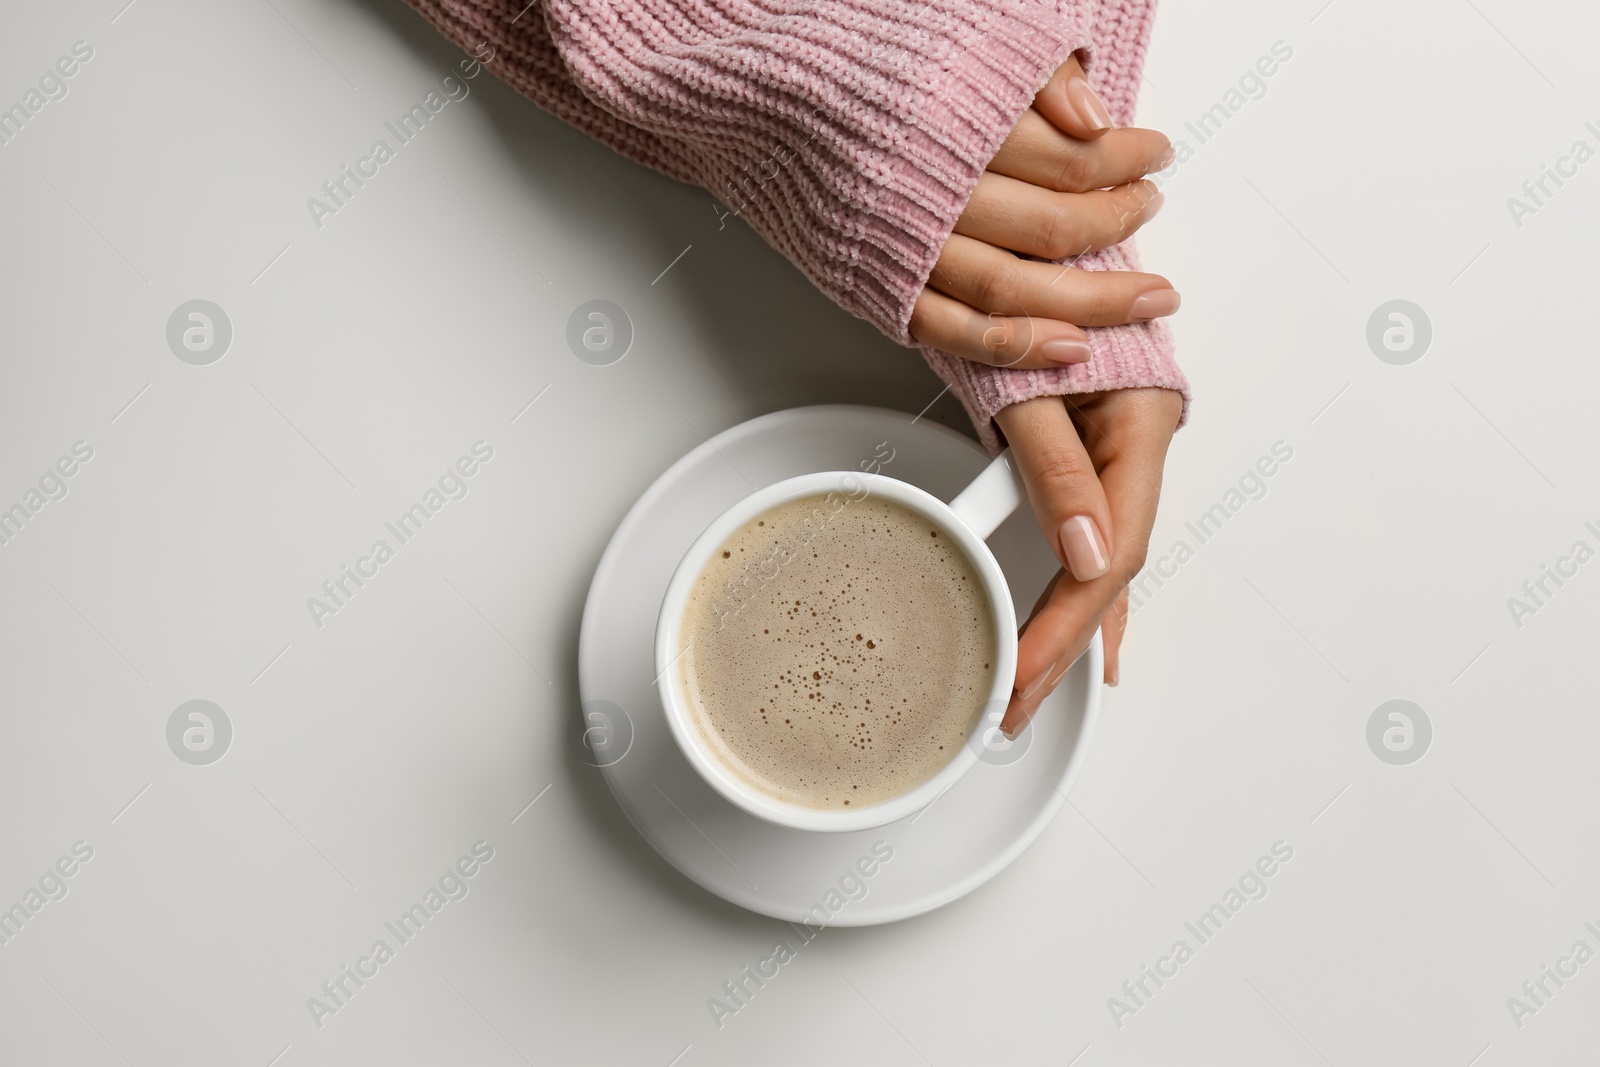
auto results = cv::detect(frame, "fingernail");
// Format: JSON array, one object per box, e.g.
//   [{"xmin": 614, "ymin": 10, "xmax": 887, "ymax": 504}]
[
  {"xmin": 1129, "ymin": 288, "xmax": 1181, "ymax": 321},
  {"xmin": 1065, "ymin": 76, "xmax": 1112, "ymax": 131},
  {"xmin": 999, "ymin": 692, "xmax": 1024, "ymax": 740},
  {"xmin": 1017, "ymin": 659, "xmax": 1058, "ymax": 701},
  {"xmin": 1039, "ymin": 337, "xmax": 1092, "ymax": 365},
  {"xmin": 1060, "ymin": 515, "xmax": 1110, "ymax": 581},
  {"xmin": 1152, "ymin": 145, "xmax": 1176, "ymax": 171},
  {"xmin": 1143, "ymin": 189, "xmax": 1166, "ymax": 221},
  {"xmin": 1107, "ymin": 662, "xmax": 1119, "ymax": 687}
]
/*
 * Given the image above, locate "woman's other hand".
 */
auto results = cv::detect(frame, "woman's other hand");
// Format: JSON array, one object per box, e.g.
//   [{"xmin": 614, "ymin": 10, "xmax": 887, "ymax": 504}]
[
  {"xmin": 908, "ymin": 57, "xmax": 1177, "ymax": 369},
  {"xmin": 996, "ymin": 387, "xmax": 1183, "ymax": 736}
]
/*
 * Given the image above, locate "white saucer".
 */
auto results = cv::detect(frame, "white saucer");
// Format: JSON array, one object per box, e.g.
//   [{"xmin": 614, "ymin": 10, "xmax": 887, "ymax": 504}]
[{"xmin": 577, "ymin": 405, "xmax": 1101, "ymax": 926}]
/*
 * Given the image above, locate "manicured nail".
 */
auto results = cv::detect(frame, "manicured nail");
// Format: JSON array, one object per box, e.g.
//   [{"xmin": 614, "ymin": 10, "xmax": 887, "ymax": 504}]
[
  {"xmin": 1060, "ymin": 515, "xmax": 1110, "ymax": 581},
  {"xmin": 1065, "ymin": 76, "xmax": 1112, "ymax": 131},
  {"xmin": 1017, "ymin": 659, "xmax": 1058, "ymax": 701},
  {"xmin": 999, "ymin": 692, "xmax": 1025, "ymax": 740},
  {"xmin": 1152, "ymin": 145, "xmax": 1176, "ymax": 171},
  {"xmin": 1129, "ymin": 288, "xmax": 1181, "ymax": 321},
  {"xmin": 1039, "ymin": 337, "xmax": 1092, "ymax": 364},
  {"xmin": 1143, "ymin": 189, "xmax": 1166, "ymax": 221}
]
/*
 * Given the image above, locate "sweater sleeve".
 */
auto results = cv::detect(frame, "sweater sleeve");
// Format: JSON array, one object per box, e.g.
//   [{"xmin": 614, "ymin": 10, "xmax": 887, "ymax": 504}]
[{"xmin": 405, "ymin": 0, "xmax": 1185, "ymax": 452}]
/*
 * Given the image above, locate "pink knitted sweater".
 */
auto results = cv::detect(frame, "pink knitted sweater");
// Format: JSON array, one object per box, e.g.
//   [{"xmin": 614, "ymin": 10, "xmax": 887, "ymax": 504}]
[{"xmin": 405, "ymin": 0, "xmax": 1188, "ymax": 450}]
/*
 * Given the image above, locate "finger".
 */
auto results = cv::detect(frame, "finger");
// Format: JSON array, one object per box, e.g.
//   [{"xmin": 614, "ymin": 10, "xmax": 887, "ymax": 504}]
[
  {"xmin": 1102, "ymin": 588, "xmax": 1129, "ymax": 686},
  {"xmin": 1001, "ymin": 567, "xmax": 1098, "ymax": 738},
  {"xmin": 930, "ymin": 233, "xmax": 1180, "ymax": 328},
  {"xmin": 909, "ymin": 287, "xmax": 1091, "ymax": 368},
  {"xmin": 990, "ymin": 111, "xmax": 1174, "ymax": 193},
  {"xmin": 996, "ymin": 395, "xmax": 1114, "ymax": 592},
  {"xmin": 998, "ymin": 392, "xmax": 1179, "ymax": 735},
  {"xmin": 993, "ymin": 397, "xmax": 1112, "ymax": 732},
  {"xmin": 1033, "ymin": 56, "xmax": 1113, "ymax": 140},
  {"xmin": 955, "ymin": 172, "xmax": 1164, "ymax": 260}
]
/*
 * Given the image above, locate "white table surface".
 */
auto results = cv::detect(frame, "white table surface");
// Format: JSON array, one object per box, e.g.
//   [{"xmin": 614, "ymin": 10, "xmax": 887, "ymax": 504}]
[{"xmin": 2, "ymin": 1, "xmax": 1597, "ymax": 1064}]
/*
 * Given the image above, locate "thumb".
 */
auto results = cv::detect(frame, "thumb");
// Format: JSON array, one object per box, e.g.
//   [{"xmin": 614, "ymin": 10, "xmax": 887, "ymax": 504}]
[{"xmin": 1033, "ymin": 55, "xmax": 1114, "ymax": 140}]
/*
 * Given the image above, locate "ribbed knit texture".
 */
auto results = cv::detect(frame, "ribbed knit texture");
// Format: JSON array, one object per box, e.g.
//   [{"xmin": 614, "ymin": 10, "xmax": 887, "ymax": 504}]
[{"xmin": 405, "ymin": 0, "xmax": 1188, "ymax": 451}]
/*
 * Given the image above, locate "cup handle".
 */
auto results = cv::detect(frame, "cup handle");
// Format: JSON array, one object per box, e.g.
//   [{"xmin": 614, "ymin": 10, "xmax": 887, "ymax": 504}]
[{"xmin": 949, "ymin": 449, "xmax": 1028, "ymax": 540}]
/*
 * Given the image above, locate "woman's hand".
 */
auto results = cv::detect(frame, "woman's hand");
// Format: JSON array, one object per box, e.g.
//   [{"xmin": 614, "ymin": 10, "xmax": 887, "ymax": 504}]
[
  {"xmin": 908, "ymin": 57, "xmax": 1177, "ymax": 368},
  {"xmin": 997, "ymin": 387, "xmax": 1183, "ymax": 736}
]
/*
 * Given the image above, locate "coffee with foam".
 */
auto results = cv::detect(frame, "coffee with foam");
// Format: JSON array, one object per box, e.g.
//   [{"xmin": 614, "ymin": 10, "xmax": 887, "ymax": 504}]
[{"xmin": 677, "ymin": 493, "xmax": 997, "ymax": 809}]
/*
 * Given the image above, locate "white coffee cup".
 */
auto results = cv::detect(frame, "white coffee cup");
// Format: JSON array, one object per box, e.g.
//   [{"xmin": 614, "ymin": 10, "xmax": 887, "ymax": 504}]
[{"xmin": 655, "ymin": 451, "xmax": 1028, "ymax": 832}]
